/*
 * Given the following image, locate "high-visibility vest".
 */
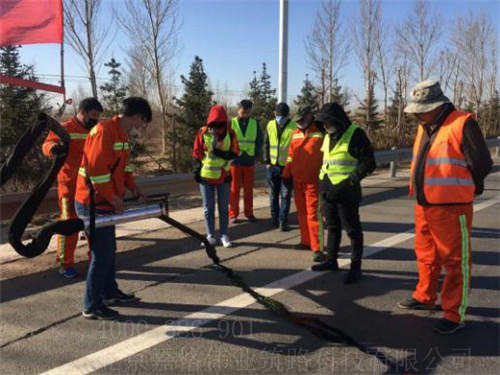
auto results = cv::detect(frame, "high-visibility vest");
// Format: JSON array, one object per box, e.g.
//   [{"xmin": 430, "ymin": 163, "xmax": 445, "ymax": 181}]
[
  {"xmin": 319, "ymin": 124, "xmax": 358, "ymax": 185},
  {"xmin": 267, "ymin": 119, "xmax": 297, "ymax": 166},
  {"xmin": 410, "ymin": 111, "xmax": 475, "ymax": 204},
  {"xmin": 200, "ymin": 131, "xmax": 231, "ymax": 179},
  {"xmin": 231, "ymin": 117, "xmax": 257, "ymax": 156}
]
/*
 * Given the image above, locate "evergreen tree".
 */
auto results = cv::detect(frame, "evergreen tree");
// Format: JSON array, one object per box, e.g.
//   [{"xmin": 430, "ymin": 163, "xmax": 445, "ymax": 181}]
[
  {"xmin": 294, "ymin": 74, "xmax": 318, "ymax": 110},
  {"xmin": 247, "ymin": 62, "xmax": 277, "ymax": 128},
  {"xmin": 354, "ymin": 87, "xmax": 382, "ymax": 137},
  {"xmin": 173, "ymin": 56, "xmax": 213, "ymax": 171},
  {"xmin": 99, "ymin": 58, "xmax": 128, "ymax": 116},
  {"xmin": 0, "ymin": 45, "xmax": 52, "ymax": 191},
  {"xmin": 330, "ymin": 78, "xmax": 349, "ymax": 108}
]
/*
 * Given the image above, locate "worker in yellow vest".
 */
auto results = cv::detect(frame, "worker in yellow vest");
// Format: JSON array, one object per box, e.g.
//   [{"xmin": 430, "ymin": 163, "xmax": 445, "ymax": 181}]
[
  {"xmin": 398, "ymin": 80, "xmax": 492, "ymax": 334},
  {"xmin": 263, "ymin": 102, "xmax": 297, "ymax": 231},
  {"xmin": 229, "ymin": 100, "xmax": 263, "ymax": 223},
  {"xmin": 312, "ymin": 103, "xmax": 376, "ymax": 284}
]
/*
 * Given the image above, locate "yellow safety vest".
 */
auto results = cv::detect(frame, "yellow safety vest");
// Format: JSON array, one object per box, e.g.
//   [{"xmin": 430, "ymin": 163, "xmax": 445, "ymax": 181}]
[
  {"xmin": 319, "ymin": 124, "xmax": 358, "ymax": 184},
  {"xmin": 231, "ymin": 117, "xmax": 257, "ymax": 157},
  {"xmin": 201, "ymin": 131, "xmax": 231, "ymax": 179},
  {"xmin": 267, "ymin": 119, "xmax": 297, "ymax": 166}
]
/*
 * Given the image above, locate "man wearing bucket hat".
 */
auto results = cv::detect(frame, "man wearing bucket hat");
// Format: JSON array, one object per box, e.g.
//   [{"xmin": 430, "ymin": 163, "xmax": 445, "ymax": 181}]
[
  {"xmin": 282, "ymin": 106, "xmax": 325, "ymax": 262},
  {"xmin": 311, "ymin": 103, "xmax": 376, "ymax": 284},
  {"xmin": 398, "ymin": 80, "xmax": 492, "ymax": 334}
]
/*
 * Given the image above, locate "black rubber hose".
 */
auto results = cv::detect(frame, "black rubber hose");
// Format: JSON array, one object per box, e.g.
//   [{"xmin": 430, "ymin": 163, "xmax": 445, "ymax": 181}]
[{"xmin": 4, "ymin": 113, "xmax": 84, "ymax": 258}]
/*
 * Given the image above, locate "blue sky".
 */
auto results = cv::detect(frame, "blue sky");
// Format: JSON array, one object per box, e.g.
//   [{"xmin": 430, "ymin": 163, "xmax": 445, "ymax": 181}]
[{"xmin": 18, "ymin": 0, "xmax": 500, "ymax": 107}]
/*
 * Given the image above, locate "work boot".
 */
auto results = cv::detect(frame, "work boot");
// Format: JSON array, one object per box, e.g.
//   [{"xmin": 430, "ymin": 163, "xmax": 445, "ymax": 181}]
[
  {"xmin": 311, "ymin": 258, "xmax": 339, "ymax": 271},
  {"xmin": 280, "ymin": 221, "xmax": 289, "ymax": 232},
  {"xmin": 344, "ymin": 260, "xmax": 362, "ymax": 284}
]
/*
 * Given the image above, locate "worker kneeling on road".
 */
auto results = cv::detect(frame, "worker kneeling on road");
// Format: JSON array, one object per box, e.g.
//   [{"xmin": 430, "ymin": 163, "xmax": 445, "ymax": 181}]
[
  {"xmin": 282, "ymin": 106, "xmax": 325, "ymax": 262},
  {"xmin": 312, "ymin": 103, "xmax": 375, "ymax": 284},
  {"xmin": 193, "ymin": 105, "xmax": 239, "ymax": 248},
  {"xmin": 398, "ymin": 80, "xmax": 492, "ymax": 334},
  {"xmin": 42, "ymin": 98, "xmax": 103, "ymax": 279},
  {"xmin": 75, "ymin": 97, "xmax": 152, "ymax": 320}
]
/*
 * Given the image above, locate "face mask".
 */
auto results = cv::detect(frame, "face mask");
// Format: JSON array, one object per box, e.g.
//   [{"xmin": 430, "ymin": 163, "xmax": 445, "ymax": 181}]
[
  {"xmin": 129, "ymin": 127, "xmax": 141, "ymax": 137},
  {"xmin": 297, "ymin": 122, "xmax": 309, "ymax": 130},
  {"xmin": 276, "ymin": 116, "xmax": 287, "ymax": 126},
  {"xmin": 84, "ymin": 118, "xmax": 98, "ymax": 129}
]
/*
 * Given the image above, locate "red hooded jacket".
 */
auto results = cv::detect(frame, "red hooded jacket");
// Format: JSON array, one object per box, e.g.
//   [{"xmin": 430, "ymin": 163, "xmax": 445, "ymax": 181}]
[{"xmin": 192, "ymin": 105, "xmax": 239, "ymax": 184}]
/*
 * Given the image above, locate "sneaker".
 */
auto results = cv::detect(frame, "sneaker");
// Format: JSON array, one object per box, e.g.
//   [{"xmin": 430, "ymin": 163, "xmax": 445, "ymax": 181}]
[
  {"xmin": 312, "ymin": 251, "xmax": 326, "ymax": 262},
  {"xmin": 58, "ymin": 267, "xmax": 77, "ymax": 278},
  {"xmin": 201, "ymin": 234, "xmax": 217, "ymax": 247},
  {"xmin": 229, "ymin": 217, "xmax": 238, "ymax": 224},
  {"xmin": 434, "ymin": 318, "xmax": 465, "ymax": 334},
  {"xmin": 220, "ymin": 234, "xmax": 232, "ymax": 248},
  {"xmin": 82, "ymin": 306, "xmax": 119, "ymax": 320},
  {"xmin": 247, "ymin": 216, "xmax": 257, "ymax": 223},
  {"xmin": 397, "ymin": 298, "xmax": 436, "ymax": 310},
  {"xmin": 292, "ymin": 243, "xmax": 309, "ymax": 250},
  {"xmin": 311, "ymin": 259, "xmax": 339, "ymax": 271},
  {"xmin": 103, "ymin": 289, "xmax": 136, "ymax": 306}
]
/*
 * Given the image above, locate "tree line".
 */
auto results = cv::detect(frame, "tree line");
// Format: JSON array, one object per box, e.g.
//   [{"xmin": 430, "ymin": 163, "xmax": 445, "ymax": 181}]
[{"xmin": 0, "ymin": 0, "xmax": 498, "ymax": 190}]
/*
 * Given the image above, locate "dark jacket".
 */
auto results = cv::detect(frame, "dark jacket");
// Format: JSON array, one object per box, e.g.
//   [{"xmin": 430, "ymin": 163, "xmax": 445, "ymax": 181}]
[
  {"xmin": 320, "ymin": 125, "xmax": 376, "ymax": 201},
  {"xmin": 412, "ymin": 104, "xmax": 493, "ymax": 205}
]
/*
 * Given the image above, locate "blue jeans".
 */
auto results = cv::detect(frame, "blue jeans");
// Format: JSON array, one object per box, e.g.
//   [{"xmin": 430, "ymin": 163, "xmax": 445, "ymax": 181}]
[
  {"xmin": 200, "ymin": 182, "xmax": 230, "ymax": 236},
  {"xmin": 75, "ymin": 202, "xmax": 119, "ymax": 311},
  {"xmin": 266, "ymin": 165, "xmax": 293, "ymax": 224}
]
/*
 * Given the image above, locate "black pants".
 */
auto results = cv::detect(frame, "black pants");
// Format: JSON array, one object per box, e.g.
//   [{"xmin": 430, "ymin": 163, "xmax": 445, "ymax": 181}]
[{"xmin": 321, "ymin": 186, "xmax": 363, "ymax": 263}]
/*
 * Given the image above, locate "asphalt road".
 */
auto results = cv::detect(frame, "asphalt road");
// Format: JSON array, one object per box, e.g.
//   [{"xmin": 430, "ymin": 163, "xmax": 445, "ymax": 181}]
[{"xmin": 0, "ymin": 167, "xmax": 499, "ymax": 374}]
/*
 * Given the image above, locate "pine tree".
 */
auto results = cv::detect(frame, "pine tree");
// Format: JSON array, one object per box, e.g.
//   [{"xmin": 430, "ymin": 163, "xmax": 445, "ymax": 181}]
[
  {"xmin": 99, "ymin": 58, "xmax": 128, "ymax": 116},
  {"xmin": 173, "ymin": 56, "xmax": 213, "ymax": 171},
  {"xmin": 0, "ymin": 45, "xmax": 52, "ymax": 191},
  {"xmin": 294, "ymin": 74, "xmax": 318, "ymax": 110},
  {"xmin": 355, "ymin": 86, "xmax": 382, "ymax": 137},
  {"xmin": 247, "ymin": 62, "xmax": 277, "ymax": 128}
]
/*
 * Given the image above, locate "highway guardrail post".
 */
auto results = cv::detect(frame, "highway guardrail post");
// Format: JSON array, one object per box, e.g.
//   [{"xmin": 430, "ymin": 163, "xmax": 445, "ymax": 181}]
[{"xmin": 389, "ymin": 146, "xmax": 397, "ymax": 178}]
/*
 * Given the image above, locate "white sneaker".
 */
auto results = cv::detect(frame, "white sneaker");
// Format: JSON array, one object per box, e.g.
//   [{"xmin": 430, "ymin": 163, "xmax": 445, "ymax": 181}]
[
  {"xmin": 220, "ymin": 234, "xmax": 232, "ymax": 248},
  {"xmin": 201, "ymin": 234, "xmax": 217, "ymax": 247}
]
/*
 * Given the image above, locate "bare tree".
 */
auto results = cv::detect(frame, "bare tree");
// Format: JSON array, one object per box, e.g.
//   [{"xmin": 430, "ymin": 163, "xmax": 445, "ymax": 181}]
[
  {"xmin": 452, "ymin": 12, "xmax": 495, "ymax": 119},
  {"xmin": 127, "ymin": 44, "xmax": 154, "ymax": 101},
  {"xmin": 118, "ymin": 0, "xmax": 180, "ymax": 167},
  {"xmin": 395, "ymin": 0, "xmax": 441, "ymax": 82},
  {"xmin": 305, "ymin": 0, "xmax": 349, "ymax": 104},
  {"xmin": 64, "ymin": 0, "xmax": 111, "ymax": 98},
  {"xmin": 354, "ymin": 0, "xmax": 381, "ymax": 136}
]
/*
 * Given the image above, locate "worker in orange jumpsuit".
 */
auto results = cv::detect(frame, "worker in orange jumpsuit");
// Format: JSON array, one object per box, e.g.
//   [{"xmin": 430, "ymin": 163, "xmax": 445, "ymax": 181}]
[
  {"xmin": 398, "ymin": 80, "xmax": 492, "ymax": 334},
  {"xmin": 282, "ymin": 106, "xmax": 325, "ymax": 262},
  {"xmin": 75, "ymin": 97, "xmax": 152, "ymax": 320},
  {"xmin": 42, "ymin": 98, "xmax": 103, "ymax": 278}
]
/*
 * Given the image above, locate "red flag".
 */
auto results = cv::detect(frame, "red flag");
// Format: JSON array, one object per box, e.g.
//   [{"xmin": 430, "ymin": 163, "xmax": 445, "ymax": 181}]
[{"xmin": 0, "ymin": 0, "xmax": 63, "ymax": 46}]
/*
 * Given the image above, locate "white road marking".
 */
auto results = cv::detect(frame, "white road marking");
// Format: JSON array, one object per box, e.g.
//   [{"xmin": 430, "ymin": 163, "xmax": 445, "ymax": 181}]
[{"xmin": 40, "ymin": 194, "xmax": 500, "ymax": 375}]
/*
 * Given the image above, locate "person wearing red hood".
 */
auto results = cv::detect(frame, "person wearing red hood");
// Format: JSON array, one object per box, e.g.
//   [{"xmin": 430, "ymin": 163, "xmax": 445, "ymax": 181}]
[{"xmin": 193, "ymin": 105, "xmax": 239, "ymax": 248}]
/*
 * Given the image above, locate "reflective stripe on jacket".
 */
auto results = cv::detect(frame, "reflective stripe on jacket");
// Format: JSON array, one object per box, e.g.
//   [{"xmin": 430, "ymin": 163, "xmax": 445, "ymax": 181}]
[
  {"xmin": 231, "ymin": 117, "xmax": 257, "ymax": 157},
  {"xmin": 319, "ymin": 124, "xmax": 358, "ymax": 185},
  {"xmin": 410, "ymin": 111, "xmax": 475, "ymax": 204},
  {"xmin": 266, "ymin": 119, "xmax": 297, "ymax": 166}
]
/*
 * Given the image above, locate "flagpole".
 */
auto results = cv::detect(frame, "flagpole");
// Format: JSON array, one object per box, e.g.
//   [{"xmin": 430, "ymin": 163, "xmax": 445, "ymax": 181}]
[{"xmin": 60, "ymin": 0, "xmax": 65, "ymax": 102}]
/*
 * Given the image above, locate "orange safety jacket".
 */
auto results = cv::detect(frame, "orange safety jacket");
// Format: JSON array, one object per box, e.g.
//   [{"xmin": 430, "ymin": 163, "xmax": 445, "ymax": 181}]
[
  {"xmin": 282, "ymin": 124, "xmax": 324, "ymax": 183},
  {"xmin": 410, "ymin": 111, "xmax": 475, "ymax": 205},
  {"xmin": 75, "ymin": 116, "xmax": 137, "ymax": 210},
  {"xmin": 42, "ymin": 117, "xmax": 89, "ymax": 196}
]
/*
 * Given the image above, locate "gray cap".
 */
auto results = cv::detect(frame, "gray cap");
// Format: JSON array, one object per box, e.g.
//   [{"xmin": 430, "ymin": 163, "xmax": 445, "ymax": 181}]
[{"xmin": 404, "ymin": 80, "xmax": 451, "ymax": 114}]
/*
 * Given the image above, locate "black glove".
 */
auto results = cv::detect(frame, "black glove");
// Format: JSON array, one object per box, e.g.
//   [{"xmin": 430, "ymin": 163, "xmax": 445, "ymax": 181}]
[
  {"xmin": 51, "ymin": 143, "xmax": 67, "ymax": 156},
  {"xmin": 194, "ymin": 172, "xmax": 202, "ymax": 183}
]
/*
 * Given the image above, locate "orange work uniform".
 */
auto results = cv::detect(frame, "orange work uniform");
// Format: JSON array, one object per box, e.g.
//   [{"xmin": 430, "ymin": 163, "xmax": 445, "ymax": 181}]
[
  {"xmin": 410, "ymin": 110, "xmax": 477, "ymax": 324},
  {"xmin": 282, "ymin": 124, "xmax": 324, "ymax": 252},
  {"xmin": 42, "ymin": 117, "xmax": 89, "ymax": 268},
  {"xmin": 75, "ymin": 116, "xmax": 137, "ymax": 210}
]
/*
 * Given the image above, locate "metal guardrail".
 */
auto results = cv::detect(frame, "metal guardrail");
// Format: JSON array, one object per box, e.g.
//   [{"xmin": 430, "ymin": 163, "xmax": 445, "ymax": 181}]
[{"xmin": 1, "ymin": 138, "xmax": 498, "ymax": 221}]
